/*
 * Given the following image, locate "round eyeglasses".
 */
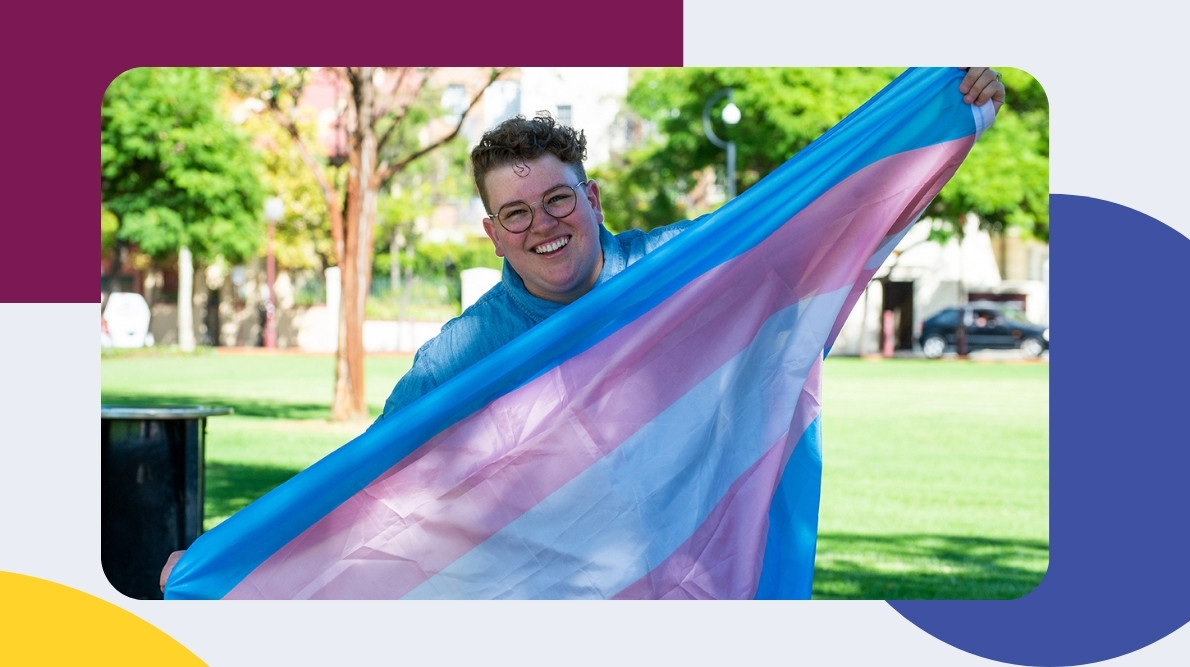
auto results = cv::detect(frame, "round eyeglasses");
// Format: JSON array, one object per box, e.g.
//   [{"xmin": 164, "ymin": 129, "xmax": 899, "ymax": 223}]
[{"xmin": 488, "ymin": 181, "xmax": 589, "ymax": 233}]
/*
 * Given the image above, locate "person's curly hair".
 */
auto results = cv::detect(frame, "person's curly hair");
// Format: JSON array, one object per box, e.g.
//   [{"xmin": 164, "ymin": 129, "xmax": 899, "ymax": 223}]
[{"xmin": 470, "ymin": 112, "xmax": 588, "ymax": 211}]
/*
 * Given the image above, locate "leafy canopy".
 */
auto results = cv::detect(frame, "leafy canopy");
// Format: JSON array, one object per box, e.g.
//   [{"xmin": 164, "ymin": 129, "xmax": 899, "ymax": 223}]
[{"xmin": 101, "ymin": 67, "xmax": 267, "ymax": 263}]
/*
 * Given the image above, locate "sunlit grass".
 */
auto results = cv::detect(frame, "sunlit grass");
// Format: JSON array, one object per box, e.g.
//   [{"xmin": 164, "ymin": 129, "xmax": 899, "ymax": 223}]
[{"xmin": 816, "ymin": 357, "xmax": 1048, "ymax": 598}]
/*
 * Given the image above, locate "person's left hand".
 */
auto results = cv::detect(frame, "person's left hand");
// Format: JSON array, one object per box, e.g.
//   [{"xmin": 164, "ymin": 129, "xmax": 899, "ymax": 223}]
[
  {"xmin": 160, "ymin": 550, "xmax": 185, "ymax": 593},
  {"xmin": 959, "ymin": 67, "xmax": 1006, "ymax": 114}
]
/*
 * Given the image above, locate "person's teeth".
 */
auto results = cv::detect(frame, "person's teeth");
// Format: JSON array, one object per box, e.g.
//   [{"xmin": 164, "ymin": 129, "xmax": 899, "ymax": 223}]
[{"xmin": 535, "ymin": 237, "xmax": 569, "ymax": 254}]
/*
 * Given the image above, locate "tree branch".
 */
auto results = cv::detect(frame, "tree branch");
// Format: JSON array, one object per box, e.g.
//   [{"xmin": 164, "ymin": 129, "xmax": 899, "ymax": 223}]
[
  {"xmin": 267, "ymin": 95, "xmax": 347, "ymax": 267},
  {"xmin": 377, "ymin": 67, "xmax": 508, "ymax": 187},
  {"xmin": 374, "ymin": 70, "xmax": 430, "ymax": 155}
]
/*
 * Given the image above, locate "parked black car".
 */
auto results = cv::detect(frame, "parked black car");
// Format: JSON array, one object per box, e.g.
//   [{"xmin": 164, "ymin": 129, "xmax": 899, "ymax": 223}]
[{"xmin": 918, "ymin": 302, "xmax": 1048, "ymax": 359}]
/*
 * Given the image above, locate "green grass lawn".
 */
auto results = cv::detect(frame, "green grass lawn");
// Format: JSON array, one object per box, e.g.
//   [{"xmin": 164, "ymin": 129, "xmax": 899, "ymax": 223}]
[
  {"xmin": 816, "ymin": 357, "xmax": 1048, "ymax": 599},
  {"xmin": 101, "ymin": 349, "xmax": 1048, "ymax": 600}
]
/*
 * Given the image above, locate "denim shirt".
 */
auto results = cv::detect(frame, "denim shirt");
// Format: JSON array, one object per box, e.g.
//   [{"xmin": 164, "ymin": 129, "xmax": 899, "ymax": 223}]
[{"xmin": 375, "ymin": 219, "xmax": 698, "ymax": 423}]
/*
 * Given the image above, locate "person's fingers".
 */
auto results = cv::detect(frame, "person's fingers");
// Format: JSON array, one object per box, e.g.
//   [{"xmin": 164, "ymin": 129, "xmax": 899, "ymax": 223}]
[
  {"xmin": 160, "ymin": 550, "xmax": 185, "ymax": 593},
  {"xmin": 958, "ymin": 66, "xmax": 988, "ymax": 96},
  {"xmin": 959, "ymin": 67, "xmax": 1005, "ymax": 113}
]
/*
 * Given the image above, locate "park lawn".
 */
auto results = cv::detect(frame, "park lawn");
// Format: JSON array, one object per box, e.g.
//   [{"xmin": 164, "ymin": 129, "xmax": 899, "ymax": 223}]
[
  {"xmin": 100, "ymin": 349, "xmax": 1048, "ymax": 600},
  {"xmin": 816, "ymin": 357, "xmax": 1048, "ymax": 599}
]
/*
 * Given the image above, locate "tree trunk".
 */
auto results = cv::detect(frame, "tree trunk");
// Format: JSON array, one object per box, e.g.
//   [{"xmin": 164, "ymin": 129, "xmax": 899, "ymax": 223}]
[
  {"xmin": 178, "ymin": 245, "xmax": 195, "ymax": 352},
  {"xmin": 330, "ymin": 68, "xmax": 378, "ymax": 423},
  {"xmin": 103, "ymin": 240, "xmax": 127, "ymax": 295}
]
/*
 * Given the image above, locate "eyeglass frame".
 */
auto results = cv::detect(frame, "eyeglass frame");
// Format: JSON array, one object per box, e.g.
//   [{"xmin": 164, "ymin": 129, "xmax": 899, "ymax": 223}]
[{"xmin": 486, "ymin": 180, "xmax": 591, "ymax": 233}]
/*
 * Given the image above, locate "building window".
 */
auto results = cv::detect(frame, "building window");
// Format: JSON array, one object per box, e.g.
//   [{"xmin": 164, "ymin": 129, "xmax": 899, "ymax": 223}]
[{"xmin": 556, "ymin": 104, "xmax": 572, "ymax": 127}]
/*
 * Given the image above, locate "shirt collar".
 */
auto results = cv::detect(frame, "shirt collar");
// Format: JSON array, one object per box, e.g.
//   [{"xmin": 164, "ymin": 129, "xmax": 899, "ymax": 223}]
[{"xmin": 501, "ymin": 225, "xmax": 625, "ymax": 322}]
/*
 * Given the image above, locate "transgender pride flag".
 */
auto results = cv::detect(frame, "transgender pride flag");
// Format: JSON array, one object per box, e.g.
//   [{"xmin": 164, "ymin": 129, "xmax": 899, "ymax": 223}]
[{"xmin": 165, "ymin": 67, "xmax": 994, "ymax": 600}]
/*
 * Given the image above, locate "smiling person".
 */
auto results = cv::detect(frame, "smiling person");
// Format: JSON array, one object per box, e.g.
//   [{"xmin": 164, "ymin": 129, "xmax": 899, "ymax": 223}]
[
  {"xmin": 373, "ymin": 67, "xmax": 1004, "ymax": 422},
  {"xmin": 373, "ymin": 113, "xmax": 698, "ymax": 421}
]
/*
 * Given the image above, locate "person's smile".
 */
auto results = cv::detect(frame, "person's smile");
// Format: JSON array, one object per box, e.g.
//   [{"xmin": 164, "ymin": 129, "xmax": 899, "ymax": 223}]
[{"xmin": 532, "ymin": 235, "xmax": 570, "ymax": 255}]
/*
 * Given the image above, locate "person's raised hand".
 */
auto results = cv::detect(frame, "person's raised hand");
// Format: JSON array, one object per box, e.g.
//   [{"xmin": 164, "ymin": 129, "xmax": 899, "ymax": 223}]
[{"xmin": 959, "ymin": 67, "xmax": 1006, "ymax": 113}]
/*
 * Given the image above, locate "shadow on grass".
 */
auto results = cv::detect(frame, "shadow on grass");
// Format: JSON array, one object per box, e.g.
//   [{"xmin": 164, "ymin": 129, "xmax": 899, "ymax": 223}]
[
  {"xmin": 813, "ymin": 532, "xmax": 1049, "ymax": 600},
  {"xmin": 204, "ymin": 461, "xmax": 305, "ymax": 528},
  {"xmin": 101, "ymin": 391, "xmax": 334, "ymax": 421}
]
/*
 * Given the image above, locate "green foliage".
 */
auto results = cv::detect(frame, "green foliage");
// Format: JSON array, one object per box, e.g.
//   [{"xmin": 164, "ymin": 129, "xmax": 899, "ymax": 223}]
[
  {"xmin": 373, "ymin": 235, "xmax": 500, "ymax": 317},
  {"xmin": 100, "ymin": 207, "xmax": 119, "ymax": 254},
  {"xmin": 365, "ymin": 278, "xmax": 461, "ymax": 322},
  {"xmin": 399, "ymin": 236, "xmax": 500, "ymax": 277},
  {"xmin": 598, "ymin": 67, "xmax": 1049, "ymax": 241},
  {"xmin": 244, "ymin": 108, "xmax": 334, "ymax": 271},
  {"xmin": 374, "ymin": 125, "xmax": 478, "ymax": 275},
  {"xmin": 101, "ymin": 68, "xmax": 267, "ymax": 263},
  {"xmin": 934, "ymin": 68, "xmax": 1050, "ymax": 240}
]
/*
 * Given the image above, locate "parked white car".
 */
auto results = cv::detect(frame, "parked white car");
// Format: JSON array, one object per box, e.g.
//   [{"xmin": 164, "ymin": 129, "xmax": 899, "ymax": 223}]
[{"xmin": 102, "ymin": 292, "xmax": 155, "ymax": 348}]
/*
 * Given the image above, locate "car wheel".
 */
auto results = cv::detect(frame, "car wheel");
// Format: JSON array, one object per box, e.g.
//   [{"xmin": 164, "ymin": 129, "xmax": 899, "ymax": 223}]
[
  {"xmin": 922, "ymin": 334, "xmax": 947, "ymax": 359},
  {"xmin": 1020, "ymin": 337, "xmax": 1045, "ymax": 359}
]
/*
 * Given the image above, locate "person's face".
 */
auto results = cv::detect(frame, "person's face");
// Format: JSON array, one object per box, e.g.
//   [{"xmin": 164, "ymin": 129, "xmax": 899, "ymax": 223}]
[{"xmin": 482, "ymin": 154, "xmax": 604, "ymax": 304}]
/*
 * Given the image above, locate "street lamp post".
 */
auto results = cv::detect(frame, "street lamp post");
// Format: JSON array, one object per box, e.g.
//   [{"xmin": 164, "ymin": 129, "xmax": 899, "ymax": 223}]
[
  {"xmin": 702, "ymin": 88, "xmax": 741, "ymax": 200},
  {"xmin": 264, "ymin": 196, "xmax": 284, "ymax": 349}
]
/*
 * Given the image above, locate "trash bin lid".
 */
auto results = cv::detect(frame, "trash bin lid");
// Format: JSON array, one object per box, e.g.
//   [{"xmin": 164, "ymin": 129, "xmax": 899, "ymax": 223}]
[{"xmin": 101, "ymin": 405, "xmax": 234, "ymax": 420}]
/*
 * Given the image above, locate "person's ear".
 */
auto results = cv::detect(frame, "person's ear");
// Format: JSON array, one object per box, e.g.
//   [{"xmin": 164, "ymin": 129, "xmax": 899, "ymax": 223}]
[
  {"xmin": 482, "ymin": 218, "xmax": 505, "ymax": 258},
  {"xmin": 585, "ymin": 179, "xmax": 604, "ymax": 223}
]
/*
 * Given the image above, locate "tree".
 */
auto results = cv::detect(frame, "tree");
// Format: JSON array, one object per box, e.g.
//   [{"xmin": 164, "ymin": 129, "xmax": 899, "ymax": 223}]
[
  {"xmin": 101, "ymin": 67, "xmax": 266, "ymax": 350},
  {"xmin": 246, "ymin": 67, "xmax": 506, "ymax": 422},
  {"xmin": 594, "ymin": 67, "xmax": 1049, "ymax": 242}
]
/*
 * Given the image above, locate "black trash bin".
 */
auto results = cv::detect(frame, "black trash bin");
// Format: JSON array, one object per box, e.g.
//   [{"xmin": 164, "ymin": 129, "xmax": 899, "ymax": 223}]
[{"xmin": 100, "ymin": 405, "xmax": 232, "ymax": 600}]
